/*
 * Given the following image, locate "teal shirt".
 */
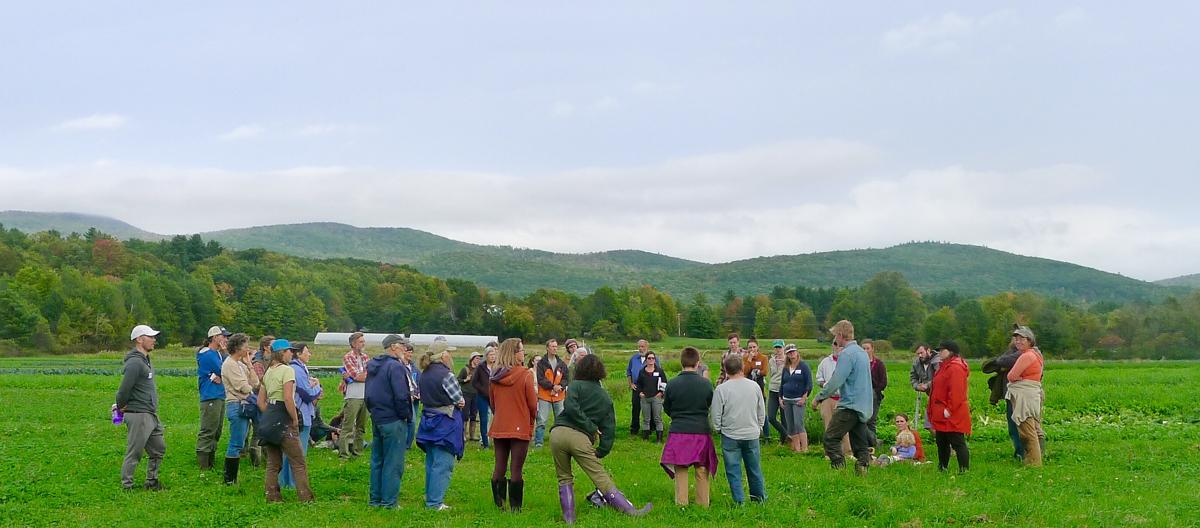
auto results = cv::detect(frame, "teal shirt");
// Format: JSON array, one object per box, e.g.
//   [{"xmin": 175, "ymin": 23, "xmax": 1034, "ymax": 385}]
[{"xmin": 815, "ymin": 341, "xmax": 873, "ymax": 422}]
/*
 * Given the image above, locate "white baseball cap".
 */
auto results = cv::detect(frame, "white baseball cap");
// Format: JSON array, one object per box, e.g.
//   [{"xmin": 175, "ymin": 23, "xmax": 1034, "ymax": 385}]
[
  {"xmin": 130, "ymin": 324, "xmax": 161, "ymax": 340},
  {"xmin": 207, "ymin": 326, "xmax": 231, "ymax": 338}
]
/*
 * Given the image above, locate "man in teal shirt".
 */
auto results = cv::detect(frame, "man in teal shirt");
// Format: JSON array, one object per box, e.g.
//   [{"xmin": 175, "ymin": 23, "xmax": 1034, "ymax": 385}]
[{"xmin": 812, "ymin": 320, "xmax": 875, "ymax": 473}]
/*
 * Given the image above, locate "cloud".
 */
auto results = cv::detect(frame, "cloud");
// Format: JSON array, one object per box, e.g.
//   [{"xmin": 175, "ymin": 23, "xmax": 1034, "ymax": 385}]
[
  {"xmin": 0, "ymin": 145, "xmax": 1194, "ymax": 282},
  {"xmin": 296, "ymin": 123, "xmax": 355, "ymax": 137},
  {"xmin": 549, "ymin": 97, "xmax": 620, "ymax": 119},
  {"xmin": 52, "ymin": 114, "xmax": 129, "ymax": 131},
  {"xmin": 217, "ymin": 124, "xmax": 265, "ymax": 141},
  {"xmin": 551, "ymin": 101, "xmax": 575, "ymax": 118},
  {"xmin": 880, "ymin": 11, "xmax": 1012, "ymax": 54}
]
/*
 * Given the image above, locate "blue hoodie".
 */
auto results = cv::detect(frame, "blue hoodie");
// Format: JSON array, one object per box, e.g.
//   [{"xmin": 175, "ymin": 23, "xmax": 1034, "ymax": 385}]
[
  {"xmin": 365, "ymin": 354, "xmax": 413, "ymax": 425},
  {"xmin": 197, "ymin": 347, "xmax": 225, "ymax": 401}
]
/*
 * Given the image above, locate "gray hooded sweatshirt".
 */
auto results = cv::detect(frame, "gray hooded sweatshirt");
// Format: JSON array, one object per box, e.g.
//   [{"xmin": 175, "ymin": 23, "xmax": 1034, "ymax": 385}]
[{"xmin": 116, "ymin": 349, "xmax": 159, "ymax": 414}]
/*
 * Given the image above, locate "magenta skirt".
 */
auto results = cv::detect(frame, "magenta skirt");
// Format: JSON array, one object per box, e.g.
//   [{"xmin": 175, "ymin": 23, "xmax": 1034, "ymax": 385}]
[{"xmin": 659, "ymin": 432, "xmax": 718, "ymax": 478}]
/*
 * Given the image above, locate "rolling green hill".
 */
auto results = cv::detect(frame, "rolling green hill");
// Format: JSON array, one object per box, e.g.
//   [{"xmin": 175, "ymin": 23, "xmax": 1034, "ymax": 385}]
[
  {"xmin": 1156, "ymin": 273, "xmax": 1200, "ymax": 289},
  {"xmin": 1, "ymin": 211, "xmax": 1176, "ymax": 303}
]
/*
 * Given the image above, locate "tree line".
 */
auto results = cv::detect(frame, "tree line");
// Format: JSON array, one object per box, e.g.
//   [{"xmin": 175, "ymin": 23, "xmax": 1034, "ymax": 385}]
[{"xmin": 0, "ymin": 226, "xmax": 1196, "ymax": 359}]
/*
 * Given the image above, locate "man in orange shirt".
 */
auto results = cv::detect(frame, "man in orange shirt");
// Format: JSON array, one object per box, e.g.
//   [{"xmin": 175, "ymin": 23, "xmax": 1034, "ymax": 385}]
[{"xmin": 534, "ymin": 339, "xmax": 570, "ymax": 448}]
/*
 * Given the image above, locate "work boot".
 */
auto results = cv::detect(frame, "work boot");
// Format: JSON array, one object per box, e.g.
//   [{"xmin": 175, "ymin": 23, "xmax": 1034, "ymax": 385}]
[
  {"xmin": 603, "ymin": 488, "xmax": 651, "ymax": 516},
  {"xmin": 559, "ymin": 483, "xmax": 576, "ymax": 524},
  {"xmin": 223, "ymin": 457, "xmax": 240, "ymax": 485},
  {"xmin": 508, "ymin": 479, "xmax": 525, "ymax": 512},
  {"xmin": 491, "ymin": 478, "xmax": 507, "ymax": 509},
  {"xmin": 655, "ymin": 431, "xmax": 663, "ymax": 443},
  {"xmin": 641, "ymin": 431, "xmax": 650, "ymax": 441}
]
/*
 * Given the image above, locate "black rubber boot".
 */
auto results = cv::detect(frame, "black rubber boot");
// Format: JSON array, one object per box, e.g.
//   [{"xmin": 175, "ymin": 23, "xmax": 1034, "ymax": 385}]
[
  {"xmin": 223, "ymin": 457, "xmax": 240, "ymax": 485},
  {"xmin": 491, "ymin": 478, "xmax": 507, "ymax": 509},
  {"xmin": 655, "ymin": 431, "xmax": 663, "ymax": 443},
  {"xmin": 641, "ymin": 431, "xmax": 650, "ymax": 441},
  {"xmin": 508, "ymin": 479, "xmax": 525, "ymax": 512}
]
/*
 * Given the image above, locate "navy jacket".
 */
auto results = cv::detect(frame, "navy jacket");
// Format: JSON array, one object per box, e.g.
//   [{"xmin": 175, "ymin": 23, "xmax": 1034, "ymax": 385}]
[{"xmin": 365, "ymin": 354, "xmax": 413, "ymax": 425}]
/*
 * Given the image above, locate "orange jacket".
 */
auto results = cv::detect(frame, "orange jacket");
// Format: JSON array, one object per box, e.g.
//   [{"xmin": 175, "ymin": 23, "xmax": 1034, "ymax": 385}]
[{"xmin": 536, "ymin": 355, "xmax": 569, "ymax": 402}]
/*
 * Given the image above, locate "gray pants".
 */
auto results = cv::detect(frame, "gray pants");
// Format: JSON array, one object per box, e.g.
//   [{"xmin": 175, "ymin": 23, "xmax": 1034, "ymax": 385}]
[
  {"xmin": 640, "ymin": 396, "xmax": 663, "ymax": 432},
  {"xmin": 122, "ymin": 412, "xmax": 166, "ymax": 488},
  {"xmin": 197, "ymin": 399, "xmax": 225, "ymax": 454},
  {"xmin": 781, "ymin": 398, "xmax": 807, "ymax": 436}
]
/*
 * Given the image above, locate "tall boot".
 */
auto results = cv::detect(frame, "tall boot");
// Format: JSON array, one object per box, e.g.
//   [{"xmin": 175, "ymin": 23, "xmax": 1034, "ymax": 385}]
[
  {"xmin": 197, "ymin": 450, "xmax": 213, "ymax": 471},
  {"xmin": 655, "ymin": 431, "xmax": 663, "ymax": 443},
  {"xmin": 508, "ymin": 479, "xmax": 525, "ymax": 512},
  {"xmin": 468, "ymin": 421, "xmax": 478, "ymax": 442},
  {"xmin": 491, "ymin": 478, "xmax": 507, "ymax": 509},
  {"xmin": 223, "ymin": 457, "xmax": 240, "ymax": 485},
  {"xmin": 559, "ymin": 483, "xmax": 576, "ymax": 524},
  {"xmin": 641, "ymin": 431, "xmax": 650, "ymax": 441},
  {"xmin": 603, "ymin": 488, "xmax": 651, "ymax": 516}
]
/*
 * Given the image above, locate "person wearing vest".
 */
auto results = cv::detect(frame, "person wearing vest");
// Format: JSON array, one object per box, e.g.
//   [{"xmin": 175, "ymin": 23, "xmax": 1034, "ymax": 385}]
[
  {"xmin": 534, "ymin": 339, "xmax": 570, "ymax": 448},
  {"xmin": 416, "ymin": 344, "xmax": 466, "ymax": 511}
]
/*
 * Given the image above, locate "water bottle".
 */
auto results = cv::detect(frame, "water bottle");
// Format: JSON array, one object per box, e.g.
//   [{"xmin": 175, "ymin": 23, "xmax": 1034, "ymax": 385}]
[
  {"xmin": 111, "ymin": 404, "xmax": 123, "ymax": 425},
  {"xmin": 340, "ymin": 367, "xmax": 353, "ymax": 385}
]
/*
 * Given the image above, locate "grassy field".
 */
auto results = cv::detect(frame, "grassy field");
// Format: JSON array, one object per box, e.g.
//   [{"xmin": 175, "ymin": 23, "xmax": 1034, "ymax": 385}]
[{"xmin": 1, "ymin": 342, "xmax": 1198, "ymax": 527}]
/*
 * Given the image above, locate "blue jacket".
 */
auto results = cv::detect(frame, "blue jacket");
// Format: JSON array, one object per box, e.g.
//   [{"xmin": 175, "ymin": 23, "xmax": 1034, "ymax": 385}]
[
  {"xmin": 290, "ymin": 359, "xmax": 322, "ymax": 426},
  {"xmin": 780, "ymin": 360, "xmax": 813, "ymax": 400},
  {"xmin": 417, "ymin": 408, "xmax": 464, "ymax": 459},
  {"xmin": 626, "ymin": 352, "xmax": 645, "ymax": 381},
  {"xmin": 815, "ymin": 341, "xmax": 874, "ymax": 422},
  {"xmin": 196, "ymin": 347, "xmax": 225, "ymax": 401},
  {"xmin": 365, "ymin": 354, "xmax": 413, "ymax": 425}
]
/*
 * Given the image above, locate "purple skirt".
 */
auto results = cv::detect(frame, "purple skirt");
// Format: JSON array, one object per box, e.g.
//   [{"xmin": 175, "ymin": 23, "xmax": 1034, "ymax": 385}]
[{"xmin": 659, "ymin": 432, "xmax": 718, "ymax": 478}]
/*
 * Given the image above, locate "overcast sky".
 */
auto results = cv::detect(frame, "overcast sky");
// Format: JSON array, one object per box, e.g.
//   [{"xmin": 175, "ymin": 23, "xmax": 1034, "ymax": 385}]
[{"xmin": 2, "ymin": 2, "xmax": 1197, "ymax": 281}]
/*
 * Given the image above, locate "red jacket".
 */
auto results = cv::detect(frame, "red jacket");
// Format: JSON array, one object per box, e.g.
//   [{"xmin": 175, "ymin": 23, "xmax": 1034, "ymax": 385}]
[
  {"xmin": 928, "ymin": 355, "xmax": 971, "ymax": 434},
  {"xmin": 488, "ymin": 366, "xmax": 538, "ymax": 441}
]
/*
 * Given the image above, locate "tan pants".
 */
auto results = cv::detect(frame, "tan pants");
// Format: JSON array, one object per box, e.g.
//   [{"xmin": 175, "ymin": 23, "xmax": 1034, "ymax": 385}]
[
  {"xmin": 818, "ymin": 398, "xmax": 851, "ymax": 456},
  {"xmin": 1017, "ymin": 419, "xmax": 1043, "ymax": 467},
  {"xmin": 338, "ymin": 398, "xmax": 368, "ymax": 458},
  {"xmin": 549, "ymin": 427, "xmax": 615, "ymax": 493},
  {"xmin": 265, "ymin": 425, "xmax": 314, "ymax": 502},
  {"xmin": 673, "ymin": 465, "xmax": 709, "ymax": 507}
]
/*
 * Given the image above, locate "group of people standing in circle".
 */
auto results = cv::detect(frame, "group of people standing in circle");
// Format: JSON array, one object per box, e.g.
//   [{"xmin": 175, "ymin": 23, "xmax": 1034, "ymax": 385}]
[{"xmin": 113, "ymin": 318, "xmax": 1047, "ymax": 520}]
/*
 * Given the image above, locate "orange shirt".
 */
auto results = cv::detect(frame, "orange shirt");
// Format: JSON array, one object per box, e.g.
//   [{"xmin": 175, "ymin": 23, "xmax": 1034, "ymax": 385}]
[{"xmin": 1007, "ymin": 350, "xmax": 1044, "ymax": 382}]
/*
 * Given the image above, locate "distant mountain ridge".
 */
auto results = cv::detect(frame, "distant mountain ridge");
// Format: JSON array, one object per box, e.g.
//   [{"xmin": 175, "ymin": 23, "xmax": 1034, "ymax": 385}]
[
  {"xmin": 1156, "ymin": 273, "xmax": 1200, "ymax": 289},
  {"xmin": 0, "ymin": 210, "xmax": 1179, "ymax": 303}
]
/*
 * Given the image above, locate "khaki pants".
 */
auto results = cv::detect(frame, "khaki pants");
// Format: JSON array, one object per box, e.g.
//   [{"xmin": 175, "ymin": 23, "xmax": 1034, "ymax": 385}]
[
  {"xmin": 549, "ymin": 427, "xmax": 615, "ymax": 493},
  {"xmin": 197, "ymin": 399, "xmax": 225, "ymax": 454},
  {"xmin": 338, "ymin": 398, "xmax": 368, "ymax": 458},
  {"xmin": 818, "ymin": 398, "xmax": 851, "ymax": 456},
  {"xmin": 265, "ymin": 425, "xmax": 314, "ymax": 502},
  {"xmin": 122, "ymin": 412, "xmax": 165, "ymax": 488},
  {"xmin": 1017, "ymin": 419, "xmax": 1043, "ymax": 467}
]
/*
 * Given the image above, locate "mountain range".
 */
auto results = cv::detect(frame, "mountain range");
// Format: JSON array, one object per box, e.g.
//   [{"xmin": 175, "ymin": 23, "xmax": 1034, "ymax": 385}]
[{"xmin": 1, "ymin": 210, "xmax": 1192, "ymax": 303}]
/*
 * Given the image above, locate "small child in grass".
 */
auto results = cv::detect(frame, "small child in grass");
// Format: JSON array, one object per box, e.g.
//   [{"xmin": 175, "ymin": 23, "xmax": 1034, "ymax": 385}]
[{"xmin": 874, "ymin": 414, "xmax": 919, "ymax": 466}]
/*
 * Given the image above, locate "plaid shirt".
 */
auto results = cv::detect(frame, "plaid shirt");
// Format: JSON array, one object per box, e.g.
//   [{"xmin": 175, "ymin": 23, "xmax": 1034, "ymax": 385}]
[
  {"xmin": 343, "ymin": 349, "xmax": 369, "ymax": 381},
  {"xmin": 441, "ymin": 373, "xmax": 465, "ymax": 406}
]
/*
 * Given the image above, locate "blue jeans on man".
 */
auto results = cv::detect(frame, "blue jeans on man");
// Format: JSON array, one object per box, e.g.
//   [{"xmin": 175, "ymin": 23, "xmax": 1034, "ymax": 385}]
[
  {"xmin": 369, "ymin": 419, "xmax": 412, "ymax": 508},
  {"xmin": 720, "ymin": 435, "xmax": 766, "ymax": 504},
  {"xmin": 224, "ymin": 403, "xmax": 250, "ymax": 458},
  {"xmin": 535, "ymin": 399, "xmax": 564, "ymax": 446},
  {"xmin": 424, "ymin": 446, "xmax": 456, "ymax": 508},
  {"xmin": 280, "ymin": 424, "xmax": 311, "ymax": 488}
]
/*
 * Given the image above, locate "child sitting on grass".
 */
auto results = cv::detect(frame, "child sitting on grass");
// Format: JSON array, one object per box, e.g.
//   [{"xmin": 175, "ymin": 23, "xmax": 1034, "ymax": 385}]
[{"xmin": 873, "ymin": 414, "xmax": 919, "ymax": 466}]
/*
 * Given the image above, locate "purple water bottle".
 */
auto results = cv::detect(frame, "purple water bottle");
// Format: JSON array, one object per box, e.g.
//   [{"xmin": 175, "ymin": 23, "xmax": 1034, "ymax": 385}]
[
  {"xmin": 111, "ymin": 404, "xmax": 123, "ymax": 425},
  {"xmin": 340, "ymin": 367, "xmax": 353, "ymax": 385}
]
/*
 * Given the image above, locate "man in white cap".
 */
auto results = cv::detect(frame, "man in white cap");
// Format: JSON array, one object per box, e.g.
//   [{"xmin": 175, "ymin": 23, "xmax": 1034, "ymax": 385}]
[
  {"xmin": 116, "ymin": 324, "xmax": 166, "ymax": 490},
  {"xmin": 196, "ymin": 325, "xmax": 230, "ymax": 470}
]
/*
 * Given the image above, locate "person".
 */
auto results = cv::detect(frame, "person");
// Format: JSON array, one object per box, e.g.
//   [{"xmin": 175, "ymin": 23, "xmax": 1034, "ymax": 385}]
[
  {"xmin": 527, "ymin": 354, "xmax": 541, "ymax": 369},
  {"xmin": 812, "ymin": 320, "xmax": 874, "ymax": 475},
  {"xmin": 280, "ymin": 343, "xmax": 321, "ymax": 489},
  {"xmin": 928, "ymin": 340, "xmax": 971, "ymax": 472},
  {"xmin": 535, "ymin": 339, "xmax": 569, "ymax": 448},
  {"xmin": 864, "ymin": 339, "xmax": 888, "ymax": 442},
  {"xmin": 711, "ymin": 355, "xmax": 766, "ymax": 504},
  {"xmin": 196, "ymin": 325, "xmax": 230, "ymax": 471},
  {"xmin": 763, "ymin": 339, "xmax": 787, "ymax": 444},
  {"xmin": 742, "ymin": 338, "xmax": 769, "ymax": 393},
  {"xmin": 892, "ymin": 413, "xmax": 927, "ymax": 462},
  {"xmin": 564, "ymin": 338, "xmax": 584, "ymax": 368},
  {"xmin": 365, "ymin": 334, "xmax": 415, "ymax": 508},
  {"xmin": 472, "ymin": 343, "xmax": 498, "ymax": 448},
  {"xmin": 459, "ymin": 352, "xmax": 483, "ymax": 443},
  {"xmin": 661, "ymin": 346, "xmax": 716, "ymax": 508},
  {"xmin": 716, "ymin": 333, "xmax": 744, "ymax": 384},
  {"xmin": 778, "ymin": 344, "xmax": 812, "ymax": 453},
  {"xmin": 1007, "ymin": 326, "xmax": 1044, "ymax": 467},
  {"xmin": 983, "ymin": 343, "xmax": 1024, "ymax": 460},
  {"xmin": 635, "ymin": 352, "xmax": 669, "ymax": 442},
  {"xmin": 116, "ymin": 324, "xmax": 165, "ymax": 491},
  {"xmin": 626, "ymin": 340, "xmax": 650, "ymax": 436},
  {"xmin": 872, "ymin": 429, "xmax": 917, "ymax": 466},
  {"xmin": 415, "ymin": 343, "xmax": 466, "ymax": 510},
  {"xmin": 401, "ymin": 341, "xmax": 421, "ymax": 448},
  {"xmin": 256, "ymin": 339, "xmax": 314, "ymax": 502},
  {"xmin": 551, "ymin": 354, "xmax": 652, "ymax": 523},
  {"xmin": 221, "ymin": 332, "xmax": 260, "ymax": 485},
  {"xmin": 910, "ymin": 343, "xmax": 941, "ymax": 433},
  {"xmin": 488, "ymin": 338, "xmax": 538, "ymax": 511},
  {"xmin": 338, "ymin": 332, "xmax": 371, "ymax": 459},
  {"xmin": 244, "ymin": 335, "xmax": 274, "ymax": 467},
  {"xmin": 815, "ymin": 341, "xmax": 852, "ymax": 457}
]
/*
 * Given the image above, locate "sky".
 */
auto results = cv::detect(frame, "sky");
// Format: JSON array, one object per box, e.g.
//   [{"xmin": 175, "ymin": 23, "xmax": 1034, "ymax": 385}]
[{"xmin": 1, "ymin": 2, "xmax": 1198, "ymax": 281}]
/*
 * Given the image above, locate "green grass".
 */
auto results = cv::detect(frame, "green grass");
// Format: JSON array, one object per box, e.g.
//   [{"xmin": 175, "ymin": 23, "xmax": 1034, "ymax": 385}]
[{"xmin": 1, "ymin": 353, "xmax": 1198, "ymax": 527}]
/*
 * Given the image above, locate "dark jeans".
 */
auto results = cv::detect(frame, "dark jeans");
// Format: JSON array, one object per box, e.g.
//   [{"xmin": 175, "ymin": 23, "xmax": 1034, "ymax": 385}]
[
  {"xmin": 1005, "ymin": 400, "xmax": 1024, "ymax": 459},
  {"xmin": 934, "ymin": 431, "xmax": 970, "ymax": 472},
  {"xmin": 476, "ymin": 395, "xmax": 491, "ymax": 447},
  {"xmin": 822, "ymin": 407, "xmax": 873, "ymax": 469},
  {"xmin": 866, "ymin": 393, "xmax": 882, "ymax": 442},
  {"xmin": 630, "ymin": 388, "xmax": 641, "ymax": 434},
  {"xmin": 763, "ymin": 390, "xmax": 786, "ymax": 440},
  {"xmin": 720, "ymin": 435, "xmax": 765, "ymax": 504},
  {"xmin": 369, "ymin": 418, "xmax": 411, "ymax": 508},
  {"xmin": 492, "ymin": 438, "xmax": 530, "ymax": 481}
]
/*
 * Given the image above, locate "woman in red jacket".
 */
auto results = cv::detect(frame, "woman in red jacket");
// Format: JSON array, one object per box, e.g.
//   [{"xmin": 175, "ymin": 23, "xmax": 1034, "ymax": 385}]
[
  {"xmin": 488, "ymin": 338, "xmax": 538, "ymax": 511},
  {"xmin": 928, "ymin": 340, "xmax": 970, "ymax": 472}
]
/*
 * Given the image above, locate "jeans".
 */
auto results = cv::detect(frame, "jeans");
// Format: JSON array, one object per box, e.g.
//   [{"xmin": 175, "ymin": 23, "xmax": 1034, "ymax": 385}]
[
  {"xmin": 535, "ymin": 399, "xmax": 564, "ymax": 445},
  {"xmin": 476, "ymin": 395, "xmax": 491, "ymax": 447},
  {"xmin": 369, "ymin": 419, "xmax": 411, "ymax": 507},
  {"xmin": 1005, "ymin": 400, "xmax": 1024, "ymax": 459},
  {"xmin": 763, "ymin": 391, "xmax": 786, "ymax": 440},
  {"xmin": 224, "ymin": 402, "xmax": 251, "ymax": 458},
  {"xmin": 720, "ymin": 435, "xmax": 765, "ymax": 504},
  {"xmin": 823, "ymin": 408, "xmax": 873, "ymax": 469},
  {"xmin": 279, "ymin": 424, "xmax": 311, "ymax": 488},
  {"xmin": 424, "ymin": 446, "xmax": 456, "ymax": 508}
]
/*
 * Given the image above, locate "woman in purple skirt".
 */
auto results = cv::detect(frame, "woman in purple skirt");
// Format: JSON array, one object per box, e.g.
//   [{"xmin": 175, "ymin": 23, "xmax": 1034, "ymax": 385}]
[{"xmin": 660, "ymin": 346, "xmax": 717, "ymax": 507}]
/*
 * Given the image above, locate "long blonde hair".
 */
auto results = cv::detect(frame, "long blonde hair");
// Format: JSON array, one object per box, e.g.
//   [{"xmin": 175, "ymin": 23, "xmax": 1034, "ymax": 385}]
[{"xmin": 497, "ymin": 338, "xmax": 523, "ymax": 368}]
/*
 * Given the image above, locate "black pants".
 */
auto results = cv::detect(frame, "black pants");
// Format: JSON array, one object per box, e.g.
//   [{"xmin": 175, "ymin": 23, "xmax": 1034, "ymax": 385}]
[
  {"xmin": 934, "ymin": 431, "xmax": 970, "ymax": 472},
  {"xmin": 763, "ymin": 390, "xmax": 786, "ymax": 440},
  {"xmin": 630, "ymin": 388, "xmax": 641, "ymax": 434},
  {"xmin": 823, "ymin": 408, "xmax": 873, "ymax": 468},
  {"xmin": 866, "ymin": 393, "xmax": 882, "ymax": 442}
]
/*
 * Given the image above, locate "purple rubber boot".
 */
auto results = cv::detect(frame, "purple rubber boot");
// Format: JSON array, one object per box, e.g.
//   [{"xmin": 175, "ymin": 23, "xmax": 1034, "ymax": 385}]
[
  {"xmin": 603, "ymin": 488, "xmax": 652, "ymax": 516},
  {"xmin": 559, "ymin": 483, "xmax": 576, "ymax": 524}
]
